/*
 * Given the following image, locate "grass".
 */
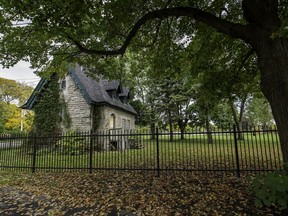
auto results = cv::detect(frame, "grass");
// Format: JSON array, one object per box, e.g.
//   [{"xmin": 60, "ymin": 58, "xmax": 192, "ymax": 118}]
[{"xmin": 0, "ymin": 130, "xmax": 283, "ymax": 173}]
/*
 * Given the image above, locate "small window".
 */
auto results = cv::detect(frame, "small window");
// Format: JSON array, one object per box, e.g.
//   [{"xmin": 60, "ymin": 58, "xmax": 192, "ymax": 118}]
[
  {"xmin": 122, "ymin": 119, "xmax": 126, "ymax": 129},
  {"xmin": 110, "ymin": 114, "xmax": 116, "ymax": 129},
  {"xmin": 61, "ymin": 79, "xmax": 66, "ymax": 89},
  {"xmin": 127, "ymin": 120, "xmax": 130, "ymax": 129}
]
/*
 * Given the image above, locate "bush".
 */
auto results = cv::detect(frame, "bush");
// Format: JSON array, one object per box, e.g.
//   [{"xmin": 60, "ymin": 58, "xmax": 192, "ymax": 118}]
[
  {"xmin": 128, "ymin": 138, "xmax": 144, "ymax": 149},
  {"xmin": 249, "ymin": 164, "xmax": 288, "ymax": 210},
  {"xmin": 56, "ymin": 132, "xmax": 88, "ymax": 155}
]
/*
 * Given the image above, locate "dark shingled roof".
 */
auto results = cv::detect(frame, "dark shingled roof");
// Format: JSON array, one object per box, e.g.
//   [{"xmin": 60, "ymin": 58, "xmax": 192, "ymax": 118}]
[
  {"xmin": 22, "ymin": 65, "xmax": 137, "ymax": 115},
  {"xmin": 70, "ymin": 65, "xmax": 136, "ymax": 115}
]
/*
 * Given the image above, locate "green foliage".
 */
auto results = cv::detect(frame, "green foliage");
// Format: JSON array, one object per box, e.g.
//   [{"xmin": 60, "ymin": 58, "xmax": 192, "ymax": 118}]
[
  {"xmin": 0, "ymin": 77, "xmax": 21, "ymax": 104},
  {"xmin": 246, "ymin": 95, "xmax": 274, "ymax": 127},
  {"xmin": 33, "ymin": 75, "xmax": 61, "ymax": 135},
  {"xmin": 249, "ymin": 164, "xmax": 288, "ymax": 209},
  {"xmin": 129, "ymin": 99, "xmax": 150, "ymax": 126},
  {"xmin": 92, "ymin": 106, "xmax": 101, "ymax": 131},
  {"xmin": 0, "ymin": 102, "xmax": 33, "ymax": 132},
  {"xmin": 0, "ymin": 78, "xmax": 34, "ymax": 132},
  {"xmin": 4, "ymin": 106, "xmax": 21, "ymax": 131},
  {"xmin": 0, "ymin": 77, "xmax": 34, "ymax": 104},
  {"xmin": 56, "ymin": 132, "xmax": 87, "ymax": 155},
  {"xmin": 59, "ymin": 96, "xmax": 71, "ymax": 129},
  {"xmin": 0, "ymin": 102, "xmax": 8, "ymax": 132}
]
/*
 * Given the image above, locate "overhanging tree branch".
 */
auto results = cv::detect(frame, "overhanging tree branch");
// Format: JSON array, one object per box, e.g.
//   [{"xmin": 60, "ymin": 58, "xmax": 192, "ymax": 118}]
[{"xmin": 68, "ymin": 7, "xmax": 249, "ymax": 56}]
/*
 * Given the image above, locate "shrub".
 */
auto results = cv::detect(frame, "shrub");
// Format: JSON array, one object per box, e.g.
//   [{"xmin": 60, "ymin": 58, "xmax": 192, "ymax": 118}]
[
  {"xmin": 128, "ymin": 138, "xmax": 144, "ymax": 149},
  {"xmin": 249, "ymin": 164, "xmax": 288, "ymax": 210},
  {"xmin": 56, "ymin": 132, "xmax": 87, "ymax": 155}
]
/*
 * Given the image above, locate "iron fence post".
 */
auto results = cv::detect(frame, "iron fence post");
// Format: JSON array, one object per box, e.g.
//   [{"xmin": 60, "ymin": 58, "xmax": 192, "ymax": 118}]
[
  {"xmin": 32, "ymin": 133, "xmax": 37, "ymax": 173},
  {"xmin": 89, "ymin": 130, "xmax": 93, "ymax": 174},
  {"xmin": 156, "ymin": 127, "xmax": 160, "ymax": 177},
  {"xmin": 233, "ymin": 125, "xmax": 241, "ymax": 178}
]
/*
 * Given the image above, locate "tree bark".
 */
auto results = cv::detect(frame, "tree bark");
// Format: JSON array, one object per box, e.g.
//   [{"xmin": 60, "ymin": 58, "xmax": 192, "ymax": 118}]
[
  {"xmin": 252, "ymin": 37, "xmax": 288, "ymax": 164},
  {"xmin": 178, "ymin": 118, "xmax": 188, "ymax": 140},
  {"xmin": 229, "ymin": 96, "xmax": 247, "ymax": 140},
  {"xmin": 241, "ymin": 0, "xmax": 288, "ymax": 163},
  {"xmin": 204, "ymin": 107, "xmax": 213, "ymax": 144}
]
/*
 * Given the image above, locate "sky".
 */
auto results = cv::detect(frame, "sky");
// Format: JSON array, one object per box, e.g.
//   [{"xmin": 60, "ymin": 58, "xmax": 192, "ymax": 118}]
[{"xmin": 0, "ymin": 61, "xmax": 40, "ymax": 87}]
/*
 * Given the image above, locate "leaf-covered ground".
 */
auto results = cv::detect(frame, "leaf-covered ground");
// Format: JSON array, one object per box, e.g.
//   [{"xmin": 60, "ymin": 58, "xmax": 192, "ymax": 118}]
[{"xmin": 0, "ymin": 171, "xmax": 284, "ymax": 215}]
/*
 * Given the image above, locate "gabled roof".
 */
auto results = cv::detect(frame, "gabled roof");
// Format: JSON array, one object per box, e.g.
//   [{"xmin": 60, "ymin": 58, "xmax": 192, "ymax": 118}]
[
  {"xmin": 70, "ymin": 65, "xmax": 136, "ymax": 115},
  {"xmin": 20, "ymin": 78, "xmax": 49, "ymax": 110},
  {"xmin": 22, "ymin": 65, "xmax": 137, "ymax": 115}
]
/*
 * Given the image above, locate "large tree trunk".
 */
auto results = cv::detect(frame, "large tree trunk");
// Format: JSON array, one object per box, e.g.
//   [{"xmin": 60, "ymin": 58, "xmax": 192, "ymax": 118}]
[
  {"xmin": 251, "ymin": 37, "xmax": 288, "ymax": 164},
  {"xmin": 241, "ymin": 0, "xmax": 288, "ymax": 164}
]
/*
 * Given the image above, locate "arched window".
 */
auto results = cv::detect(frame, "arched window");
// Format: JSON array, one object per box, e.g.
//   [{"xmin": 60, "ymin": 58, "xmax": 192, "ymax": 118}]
[{"xmin": 109, "ymin": 114, "xmax": 116, "ymax": 129}]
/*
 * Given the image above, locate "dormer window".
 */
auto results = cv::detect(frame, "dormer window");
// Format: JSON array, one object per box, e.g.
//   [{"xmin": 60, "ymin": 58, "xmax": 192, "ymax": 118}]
[
  {"xmin": 112, "ymin": 90, "xmax": 116, "ymax": 99},
  {"xmin": 120, "ymin": 96, "xmax": 127, "ymax": 103},
  {"xmin": 61, "ymin": 79, "xmax": 66, "ymax": 90}
]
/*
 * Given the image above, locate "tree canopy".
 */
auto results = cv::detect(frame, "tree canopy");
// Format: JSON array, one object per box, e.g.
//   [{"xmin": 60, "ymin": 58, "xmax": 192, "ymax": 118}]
[
  {"xmin": 1, "ymin": 0, "xmax": 288, "ymax": 163},
  {"xmin": 0, "ymin": 78, "xmax": 34, "ymax": 132}
]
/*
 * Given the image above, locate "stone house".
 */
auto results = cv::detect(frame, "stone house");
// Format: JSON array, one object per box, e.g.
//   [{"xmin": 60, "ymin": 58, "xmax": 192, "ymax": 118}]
[{"xmin": 22, "ymin": 65, "xmax": 137, "ymax": 136}]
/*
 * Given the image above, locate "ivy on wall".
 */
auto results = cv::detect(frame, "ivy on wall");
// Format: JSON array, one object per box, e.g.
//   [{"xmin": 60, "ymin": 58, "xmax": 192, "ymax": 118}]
[
  {"xmin": 60, "ymin": 95, "xmax": 71, "ymax": 129},
  {"xmin": 33, "ymin": 74, "xmax": 61, "ymax": 135},
  {"xmin": 92, "ymin": 106, "xmax": 101, "ymax": 131}
]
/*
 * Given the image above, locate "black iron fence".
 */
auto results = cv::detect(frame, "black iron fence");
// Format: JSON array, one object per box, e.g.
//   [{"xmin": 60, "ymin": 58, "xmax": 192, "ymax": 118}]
[{"xmin": 0, "ymin": 127, "xmax": 283, "ymax": 177}]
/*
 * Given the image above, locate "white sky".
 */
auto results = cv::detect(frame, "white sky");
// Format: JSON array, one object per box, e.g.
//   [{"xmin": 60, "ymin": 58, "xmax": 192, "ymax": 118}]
[{"xmin": 0, "ymin": 61, "xmax": 40, "ymax": 87}]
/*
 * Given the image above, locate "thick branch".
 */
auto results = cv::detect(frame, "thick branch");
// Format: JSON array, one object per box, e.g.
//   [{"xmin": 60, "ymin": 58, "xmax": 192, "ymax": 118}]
[{"xmin": 69, "ymin": 7, "xmax": 249, "ymax": 56}]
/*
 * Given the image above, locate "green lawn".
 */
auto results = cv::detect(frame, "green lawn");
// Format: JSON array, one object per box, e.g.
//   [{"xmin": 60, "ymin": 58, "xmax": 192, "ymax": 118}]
[{"xmin": 0, "ymin": 130, "xmax": 283, "ymax": 173}]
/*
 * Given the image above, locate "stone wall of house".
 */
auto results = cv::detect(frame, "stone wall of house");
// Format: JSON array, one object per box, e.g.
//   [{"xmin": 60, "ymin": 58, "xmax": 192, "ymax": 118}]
[
  {"xmin": 61, "ymin": 75, "xmax": 92, "ymax": 131},
  {"xmin": 59, "ymin": 74, "xmax": 136, "ymax": 133},
  {"xmin": 97, "ymin": 105, "xmax": 136, "ymax": 131}
]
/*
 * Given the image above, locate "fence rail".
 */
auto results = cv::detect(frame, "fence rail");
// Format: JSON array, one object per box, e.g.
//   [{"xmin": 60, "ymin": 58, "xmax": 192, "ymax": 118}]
[{"xmin": 0, "ymin": 127, "xmax": 283, "ymax": 177}]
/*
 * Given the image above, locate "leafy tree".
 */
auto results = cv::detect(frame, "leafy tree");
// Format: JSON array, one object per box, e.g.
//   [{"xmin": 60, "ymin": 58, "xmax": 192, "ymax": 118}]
[
  {"xmin": 210, "ymin": 103, "xmax": 234, "ymax": 129},
  {"xmin": 188, "ymin": 87, "xmax": 216, "ymax": 144},
  {"xmin": 246, "ymin": 95, "xmax": 274, "ymax": 129},
  {"xmin": 0, "ymin": 102, "xmax": 8, "ymax": 132},
  {"xmin": 0, "ymin": 77, "xmax": 34, "ymax": 105},
  {"xmin": 129, "ymin": 99, "xmax": 149, "ymax": 127},
  {"xmin": 18, "ymin": 82, "xmax": 35, "ymax": 105},
  {"xmin": 0, "ymin": 102, "xmax": 33, "ymax": 132},
  {"xmin": 1, "ymin": 0, "xmax": 288, "ymax": 163},
  {"xmin": 187, "ymin": 26, "xmax": 260, "ymax": 139},
  {"xmin": 0, "ymin": 79, "xmax": 34, "ymax": 132},
  {"xmin": 0, "ymin": 77, "xmax": 21, "ymax": 104},
  {"xmin": 4, "ymin": 104, "xmax": 21, "ymax": 131}
]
